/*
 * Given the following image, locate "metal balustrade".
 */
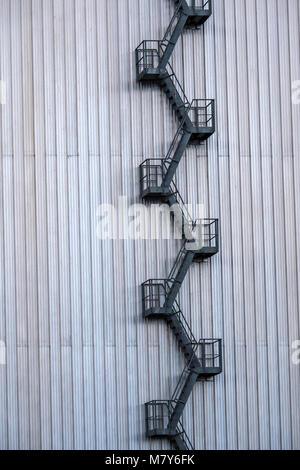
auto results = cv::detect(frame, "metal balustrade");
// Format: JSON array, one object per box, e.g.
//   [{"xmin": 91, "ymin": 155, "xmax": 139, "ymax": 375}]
[
  {"xmin": 145, "ymin": 400, "xmax": 194, "ymax": 450},
  {"xmin": 189, "ymin": 99, "xmax": 215, "ymax": 128},
  {"xmin": 185, "ymin": 218, "xmax": 219, "ymax": 254},
  {"xmin": 145, "ymin": 401, "xmax": 175, "ymax": 436},
  {"xmin": 142, "ymin": 279, "xmax": 177, "ymax": 316},
  {"xmin": 183, "ymin": 0, "xmax": 212, "ymax": 26},
  {"xmin": 162, "ymin": 1, "xmax": 185, "ymax": 47},
  {"xmin": 135, "ymin": 40, "xmax": 162, "ymax": 78},
  {"xmin": 193, "ymin": 339, "xmax": 222, "ymax": 376},
  {"xmin": 139, "ymin": 158, "xmax": 166, "ymax": 197},
  {"xmin": 184, "ymin": 0, "xmax": 211, "ymax": 11},
  {"xmin": 172, "ymin": 301, "xmax": 198, "ymax": 346}
]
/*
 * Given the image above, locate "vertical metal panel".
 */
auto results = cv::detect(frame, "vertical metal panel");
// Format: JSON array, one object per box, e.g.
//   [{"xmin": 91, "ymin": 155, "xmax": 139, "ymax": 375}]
[{"xmin": 0, "ymin": 0, "xmax": 299, "ymax": 450}]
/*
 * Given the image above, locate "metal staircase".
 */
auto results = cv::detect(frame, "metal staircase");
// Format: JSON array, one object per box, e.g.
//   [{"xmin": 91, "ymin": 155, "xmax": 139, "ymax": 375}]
[
  {"xmin": 145, "ymin": 338, "xmax": 222, "ymax": 449},
  {"xmin": 136, "ymin": 49, "xmax": 215, "ymax": 140},
  {"xmin": 136, "ymin": 0, "xmax": 222, "ymax": 450}
]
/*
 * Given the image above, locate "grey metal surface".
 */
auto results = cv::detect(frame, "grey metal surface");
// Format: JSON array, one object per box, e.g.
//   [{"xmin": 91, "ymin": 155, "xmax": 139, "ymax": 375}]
[{"xmin": 0, "ymin": 0, "xmax": 299, "ymax": 450}]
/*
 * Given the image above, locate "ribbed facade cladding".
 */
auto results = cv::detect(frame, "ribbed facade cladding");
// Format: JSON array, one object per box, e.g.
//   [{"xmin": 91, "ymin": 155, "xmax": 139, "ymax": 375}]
[{"xmin": 0, "ymin": 0, "xmax": 299, "ymax": 450}]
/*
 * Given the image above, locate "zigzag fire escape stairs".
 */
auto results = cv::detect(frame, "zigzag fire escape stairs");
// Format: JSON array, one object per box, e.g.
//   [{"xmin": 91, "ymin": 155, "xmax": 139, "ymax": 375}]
[{"xmin": 136, "ymin": 0, "xmax": 222, "ymax": 450}]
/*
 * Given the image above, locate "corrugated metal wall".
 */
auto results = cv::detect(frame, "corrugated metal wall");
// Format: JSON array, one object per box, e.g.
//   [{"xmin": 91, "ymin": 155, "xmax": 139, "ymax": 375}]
[{"xmin": 0, "ymin": 0, "xmax": 299, "ymax": 450}]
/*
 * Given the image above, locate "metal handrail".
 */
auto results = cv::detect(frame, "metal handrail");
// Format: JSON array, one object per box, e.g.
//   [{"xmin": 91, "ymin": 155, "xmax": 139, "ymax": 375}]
[
  {"xmin": 185, "ymin": 0, "xmax": 211, "ymax": 10},
  {"xmin": 168, "ymin": 241, "xmax": 187, "ymax": 279},
  {"xmin": 161, "ymin": 0, "xmax": 184, "ymax": 47},
  {"xmin": 202, "ymin": 0, "xmax": 211, "ymax": 8},
  {"xmin": 136, "ymin": 40, "xmax": 162, "ymax": 73},
  {"xmin": 171, "ymin": 355, "xmax": 196, "ymax": 402},
  {"xmin": 142, "ymin": 278, "xmax": 180, "ymax": 310},
  {"xmin": 194, "ymin": 218, "xmax": 218, "ymax": 247},
  {"xmin": 169, "ymin": 183, "xmax": 195, "ymax": 229},
  {"xmin": 189, "ymin": 99, "xmax": 215, "ymax": 127},
  {"xmin": 172, "ymin": 302, "xmax": 197, "ymax": 345},
  {"xmin": 140, "ymin": 159, "xmax": 165, "ymax": 191},
  {"xmin": 175, "ymin": 421, "xmax": 194, "ymax": 450},
  {"xmin": 165, "ymin": 61, "xmax": 190, "ymax": 109},
  {"xmin": 142, "ymin": 279, "xmax": 168, "ymax": 302},
  {"xmin": 163, "ymin": 106, "xmax": 191, "ymax": 165},
  {"xmin": 192, "ymin": 339, "xmax": 222, "ymax": 368}
]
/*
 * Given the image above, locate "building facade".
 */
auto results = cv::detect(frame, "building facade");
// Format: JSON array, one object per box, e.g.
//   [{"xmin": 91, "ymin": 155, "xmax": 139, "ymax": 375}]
[{"xmin": 0, "ymin": 0, "xmax": 300, "ymax": 450}]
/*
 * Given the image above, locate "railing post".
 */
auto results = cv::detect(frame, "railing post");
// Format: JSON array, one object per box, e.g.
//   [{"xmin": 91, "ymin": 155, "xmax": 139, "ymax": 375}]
[
  {"xmin": 215, "ymin": 219, "xmax": 219, "ymax": 253},
  {"xmin": 211, "ymin": 99, "xmax": 216, "ymax": 132}
]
